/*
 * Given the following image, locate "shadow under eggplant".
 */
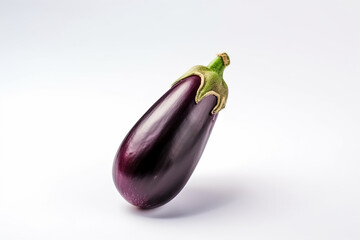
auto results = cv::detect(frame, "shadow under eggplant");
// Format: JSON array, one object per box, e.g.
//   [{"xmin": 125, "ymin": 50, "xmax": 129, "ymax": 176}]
[{"xmin": 130, "ymin": 179, "xmax": 239, "ymax": 218}]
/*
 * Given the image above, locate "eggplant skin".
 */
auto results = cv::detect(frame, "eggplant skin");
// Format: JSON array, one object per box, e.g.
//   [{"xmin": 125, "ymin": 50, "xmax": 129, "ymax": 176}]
[{"xmin": 113, "ymin": 75, "xmax": 218, "ymax": 209}]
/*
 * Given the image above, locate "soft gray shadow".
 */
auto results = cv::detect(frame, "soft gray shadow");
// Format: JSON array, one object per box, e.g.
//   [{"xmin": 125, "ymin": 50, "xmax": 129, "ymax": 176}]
[{"xmin": 129, "ymin": 177, "xmax": 240, "ymax": 218}]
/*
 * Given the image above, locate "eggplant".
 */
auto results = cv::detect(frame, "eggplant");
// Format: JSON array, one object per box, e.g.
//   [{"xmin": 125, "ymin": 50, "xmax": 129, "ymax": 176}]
[{"xmin": 113, "ymin": 53, "xmax": 230, "ymax": 209}]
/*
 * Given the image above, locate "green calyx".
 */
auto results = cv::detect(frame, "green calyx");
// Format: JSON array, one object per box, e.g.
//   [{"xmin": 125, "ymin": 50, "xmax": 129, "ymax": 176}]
[{"xmin": 172, "ymin": 53, "xmax": 230, "ymax": 114}]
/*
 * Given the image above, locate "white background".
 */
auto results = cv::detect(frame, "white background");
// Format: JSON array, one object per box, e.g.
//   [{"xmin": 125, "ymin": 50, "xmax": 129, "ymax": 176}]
[{"xmin": 1, "ymin": 0, "xmax": 359, "ymax": 239}]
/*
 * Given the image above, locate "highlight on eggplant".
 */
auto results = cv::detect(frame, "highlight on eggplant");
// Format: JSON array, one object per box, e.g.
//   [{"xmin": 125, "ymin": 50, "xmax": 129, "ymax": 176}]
[{"xmin": 112, "ymin": 53, "xmax": 230, "ymax": 209}]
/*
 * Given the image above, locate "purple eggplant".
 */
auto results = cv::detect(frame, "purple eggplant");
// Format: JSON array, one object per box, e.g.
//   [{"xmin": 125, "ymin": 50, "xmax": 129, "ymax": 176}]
[{"xmin": 113, "ymin": 53, "xmax": 230, "ymax": 209}]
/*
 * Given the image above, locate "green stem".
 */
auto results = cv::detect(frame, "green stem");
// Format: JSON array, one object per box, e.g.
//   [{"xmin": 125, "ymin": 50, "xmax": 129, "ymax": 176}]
[
  {"xmin": 207, "ymin": 53, "xmax": 230, "ymax": 78},
  {"xmin": 172, "ymin": 53, "xmax": 230, "ymax": 113}
]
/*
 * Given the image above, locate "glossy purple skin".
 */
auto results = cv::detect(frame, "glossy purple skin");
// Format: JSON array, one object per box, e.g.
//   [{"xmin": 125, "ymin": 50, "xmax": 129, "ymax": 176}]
[{"xmin": 113, "ymin": 75, "xmax": 218, "ymax": 209}]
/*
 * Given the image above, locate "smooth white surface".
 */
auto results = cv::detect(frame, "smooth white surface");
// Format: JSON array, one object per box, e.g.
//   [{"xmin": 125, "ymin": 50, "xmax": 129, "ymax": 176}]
[{"xmin": 1, "ymin": 0, "xmax": 360, "ymax": 239}]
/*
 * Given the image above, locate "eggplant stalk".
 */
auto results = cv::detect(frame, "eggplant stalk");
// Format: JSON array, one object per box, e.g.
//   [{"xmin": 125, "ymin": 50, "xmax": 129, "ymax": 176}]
[{"xmin": 173, "ymin": 53, "xmax": 230, "ymax": 114}]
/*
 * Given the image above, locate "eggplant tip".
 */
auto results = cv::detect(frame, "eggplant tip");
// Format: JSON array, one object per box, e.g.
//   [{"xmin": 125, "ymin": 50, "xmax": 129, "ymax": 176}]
[{"xmin": 217, "ymin": 53, "xmax": 230, "ymax": 66}]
